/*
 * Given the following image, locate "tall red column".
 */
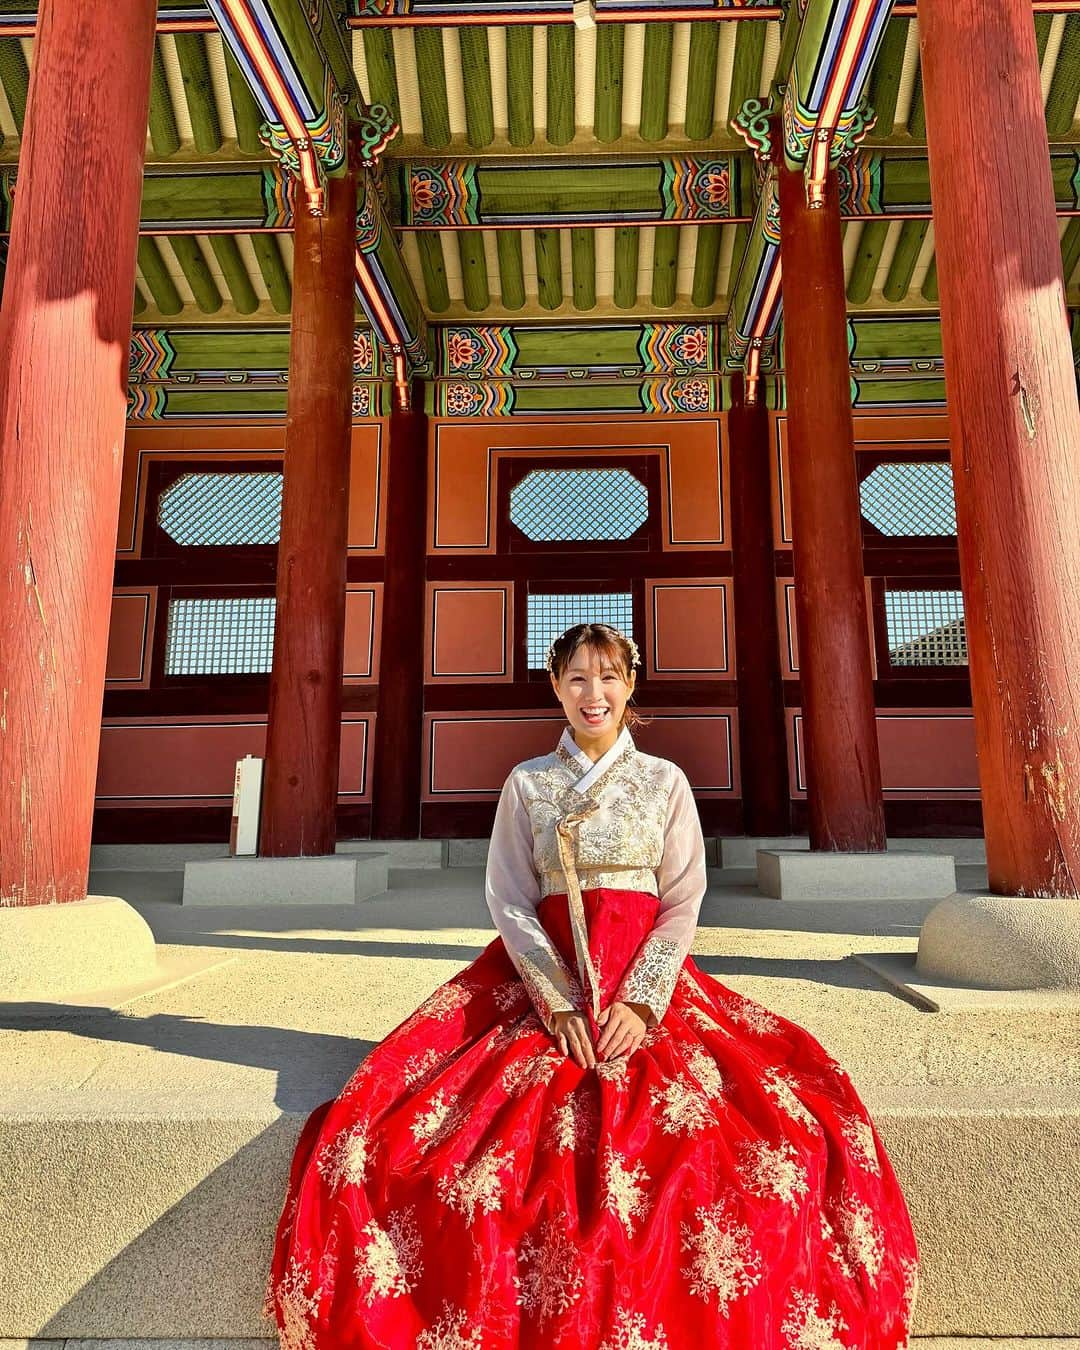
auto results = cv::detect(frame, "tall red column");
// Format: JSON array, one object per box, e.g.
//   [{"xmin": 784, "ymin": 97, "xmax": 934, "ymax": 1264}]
[
  {"xmin": 777, "ymin": 156, "xmax": 886, "ymax": 852},
  {"xmin": 259, "ymin": 140, "xmax": 359, "ymax": 857},
  {"xmin": 371, "ymin": 386, "xmax": 427, "ymax": 839},
  {"xmin": 919, "ymin": 0, "xmax": 1080, "ymax": 897},
  {"xmin": 0, "ymin": 1, "xmax": 156, "ymax": 906},
  {"xmin": 729, "ymin": 372, "xmax": 790, "ymax": 836}
]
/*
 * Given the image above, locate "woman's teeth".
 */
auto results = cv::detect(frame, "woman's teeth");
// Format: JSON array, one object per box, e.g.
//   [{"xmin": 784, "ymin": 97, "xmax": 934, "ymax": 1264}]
[{"xmin": 582, "ymin": 708, "xmax": 608, "ymax": 722}]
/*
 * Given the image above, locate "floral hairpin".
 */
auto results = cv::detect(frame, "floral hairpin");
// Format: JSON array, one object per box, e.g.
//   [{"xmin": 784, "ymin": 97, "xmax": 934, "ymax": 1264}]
[{"xmin": 545, "ymin": 627, "xmax": 642, "ymax": 675}]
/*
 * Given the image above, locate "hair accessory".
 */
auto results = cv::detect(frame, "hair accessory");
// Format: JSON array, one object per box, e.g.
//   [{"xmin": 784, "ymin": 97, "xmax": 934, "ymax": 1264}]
[{"xmin": 545, "ymin": 626, "xmax": 641, "ymax": 675}]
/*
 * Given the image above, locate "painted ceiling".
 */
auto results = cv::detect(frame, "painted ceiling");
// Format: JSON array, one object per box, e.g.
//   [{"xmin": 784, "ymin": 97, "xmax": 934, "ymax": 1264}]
[{"xmin": 0, "ymin": 2, "xmax": 1077, "ymax": 413}]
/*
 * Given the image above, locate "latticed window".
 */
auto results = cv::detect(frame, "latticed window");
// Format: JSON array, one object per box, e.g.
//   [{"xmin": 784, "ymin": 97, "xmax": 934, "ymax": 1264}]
[
  {"xmin": 527, "ymin": 592, "xmax": 635, "ymax": 669},
  {"xmin": 158, "ymin": 471, "xmax": 282, "ymax": 546},
  {"xmin": 164, "ymin": 597, "xmax": 276, "ymax": 675},
  {"xmin": 510, "ymin": 468, "xmax": 648, "ymax": 542},
  {"xmin": 885, "ymin": 589, "xmax": 967, "ymax": 666},
  {"xmin": 860, "ymin": 462, "xmax": 957, "ymax": 536}
]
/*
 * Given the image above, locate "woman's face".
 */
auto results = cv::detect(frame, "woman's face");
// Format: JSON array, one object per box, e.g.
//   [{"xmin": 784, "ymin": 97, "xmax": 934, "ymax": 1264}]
[{"xmin": 549, "ymin": 642, "xmax": 636, "ymax": 752}]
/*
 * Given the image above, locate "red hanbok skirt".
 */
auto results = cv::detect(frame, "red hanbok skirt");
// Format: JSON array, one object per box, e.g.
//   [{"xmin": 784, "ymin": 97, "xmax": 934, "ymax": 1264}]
[{"xmin": 265, "ymin": 887, "xmax": 921, "ymax": 1349}]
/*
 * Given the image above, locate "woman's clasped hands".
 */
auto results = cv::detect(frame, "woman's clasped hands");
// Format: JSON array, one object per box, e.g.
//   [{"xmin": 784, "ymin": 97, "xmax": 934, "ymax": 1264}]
[{"xmin": 551, "ymin": 1000, "xmax": 652, "ymax": 1069}]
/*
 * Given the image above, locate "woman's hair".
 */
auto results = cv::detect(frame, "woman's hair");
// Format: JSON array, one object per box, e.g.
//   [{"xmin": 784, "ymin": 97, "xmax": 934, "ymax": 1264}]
[{"xmin": 546, "ymin": 623, "xmax": 651, "ymax": 733}]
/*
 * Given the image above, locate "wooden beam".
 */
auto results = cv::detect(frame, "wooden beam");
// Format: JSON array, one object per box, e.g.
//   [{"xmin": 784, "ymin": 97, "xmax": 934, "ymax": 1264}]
[
  {"xmin": 250, "ymin": 233, "xmax": 291, "ymax": 313},
  {"xmin": 148, "ymin": 40, "xmax": 181, "ymax": 156},
  {"xmin": 594, "ymin": 23, "xmax": 624, "ymax": 143},
  {"xmin": 1046, "ymin": 15, "xmax": 1080, "ymax": 137},
  {"xmin": 371, "ymin": 388, "xmax": 427, "ymax": 840},
  {"xmin": 260, "ymin": 143, "xmax": 357, "ymax": 859},
  {"xmin": 729, "ymin": 371, "xmax": 790, "ymax": 836},
  {"xmin": 727, "ymin": 19, "xmax": 766, "ymax": 126},
  {"xmin": 571, "ymin": 227, "xmax": 596, "ymax": 310},
  {"xmin": 691, "ymin": 222, "xmax": 723, "ymax": 306},
  {"xmin": 920, "ymin": 253, "xmax": 938, "ymax": 303},
  {"xmin": 361, "ymin": 28, "xmax": 403, "ymax": 150},
  {"xmin": 0, "ymin": 0, "xmax": 157, "ymax": 906},
  {"xmin": 651, "ymin": 225, "xmax": 679, "ymax": 307},
  {"xmin": 868, "ymin": 18, "xmax": 909, "ymax": 138},
  {"xmin": 457, "ymin": 228, "xmax": 490, "ymax": 310},
  {"xmin": 208, "ymin": 233, "xmax": 259, "ymax": 313},
  {"xmin": 496, "ymin": 229, "xmax": 526, "ymax": 308},
  {"xmin": 1063, "ymin": 215, "xmax": 1080, "ymax": 284},
  {"xmin": 534, "ymin": 226, "xmax": 563, "ymax": 309},
  {"xmin": 506, "ymin": 25, "xmax": 534, "ymax": 146},
  {"xmin": 847, "ymin": 219, "xmax": 889, "ymax": 304},
  {"xmin": 417, "ymin": 231, "xmax": 451, "ymax": 312},
  {"xmin": 638, "ymin": 22, "xmax": 673, "ymax": 142},
  {"xmin": 685, "ymin": 23, "xmax": 720, "ymax": 139},
  {"xmin": 137, "ymin": 236, "xmax": 183, "ymax": 314},
  {"xmin": 883, "ymin": 219, "xmax": 929, "ymax": 301},
  {"xmin": 613, "ymin": 225, "xmax": 639, "ymax": 308},
  {"xmin": 458, "ymin": 27, "xmax": 495, "ymax": 149},
  {"xmin": 169, "ymin": 233, "xmax": 223, "ymax": 312},
  {"xmin": 0, "ymin": 38, "xmax": 29, "ymax": 135},
  {"xmin": 907, "ymin": 61, "xmax": 926, "ymax": 140},
  {"xmin": 173, "ymin": 32, "xmax": 222, "ymax": 154},
  {"xmin": 778, "ymin": 154, "xmax": 886, "ymax": 851},
  {"xmin": 414, "ymin": 28, "xmax": 451, "ymax": 147},
  {"xmin": 133, "ymin": 282, "xmax": 148, "ymax": 316},
  {"xmin": 919, "ymin": 0, "xmax": 1080, "ymax": 895},
  {"xmin": 546, "ymin": 25, "xmax": 575, "ymax": 146},
  {"xmin": 223, "ymin": 43, "xmax": 262, "ymax": 153}
]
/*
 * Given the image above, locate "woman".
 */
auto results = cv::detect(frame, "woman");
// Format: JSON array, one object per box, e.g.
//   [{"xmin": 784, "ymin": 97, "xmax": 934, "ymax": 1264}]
[{"xmin": 265, "ymin": 622, "xmax": 920, "ymax": 1349}]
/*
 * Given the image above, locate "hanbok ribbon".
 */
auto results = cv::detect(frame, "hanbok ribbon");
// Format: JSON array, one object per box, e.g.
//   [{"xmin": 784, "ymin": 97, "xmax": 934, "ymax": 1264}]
[{"xmin": 554, "ymin": 799, "xmax": 603, "ymax": 1020}]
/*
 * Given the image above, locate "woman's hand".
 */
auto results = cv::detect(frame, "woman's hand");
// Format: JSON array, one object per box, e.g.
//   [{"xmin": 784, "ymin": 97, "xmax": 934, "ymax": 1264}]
[
  {"xmin": 595, "ymin": 1000, "xmax": 651, "ymax": 1061},
  {"xmin": 551, "ymin": 1009, "xmax": 598, "ymax": 1069}
]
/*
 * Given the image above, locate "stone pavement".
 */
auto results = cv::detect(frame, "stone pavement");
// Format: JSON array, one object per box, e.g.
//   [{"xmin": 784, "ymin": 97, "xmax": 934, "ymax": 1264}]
[{"xmin": 0, "ymin": 857, "xmax": 1078, "ymax": 1340}]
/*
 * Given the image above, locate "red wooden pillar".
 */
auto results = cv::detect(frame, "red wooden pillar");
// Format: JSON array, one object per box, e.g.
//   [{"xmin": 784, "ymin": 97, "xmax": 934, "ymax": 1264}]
[
  {"xmin": 371, "ymin": 384, "xmax": 427, "ymax": 839},
  {"xmin": 729, "ymin": 372, "xmax": 790, "ymax": 836},
  {"xmin": 0, "ymin": 1, "xmax": 156, "ymax": 906},
  {"xmin": 777, "ymin": 156, "xmax": 886, "ymax": 852},
  {"xmin": 919, "ymin": 0, "xmax": 1080, "ymax": 897},
  {"xmin": 259, "ymin": 140, "xmax": 359, "ymax": 857}
]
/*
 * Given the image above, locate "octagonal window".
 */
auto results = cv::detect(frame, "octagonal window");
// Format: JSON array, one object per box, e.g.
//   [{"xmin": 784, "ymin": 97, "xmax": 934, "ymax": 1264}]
[
  {"xmin": 860, "ymin": 462, "xmax": 956, "ymax": 537},
  {"xmin": 510, "ymin": 468, "xmax": 648, "ymax": 542},
  {"xmin": 158, "ymin": 471, "xmax": 282, "ymax": 546}
]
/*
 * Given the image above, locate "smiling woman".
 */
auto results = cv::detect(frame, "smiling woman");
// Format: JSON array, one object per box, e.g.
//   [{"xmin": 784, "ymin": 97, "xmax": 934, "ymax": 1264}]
[{"xmin": 264, "ymin": 621, "xmax": 922, "ymax": 1349}]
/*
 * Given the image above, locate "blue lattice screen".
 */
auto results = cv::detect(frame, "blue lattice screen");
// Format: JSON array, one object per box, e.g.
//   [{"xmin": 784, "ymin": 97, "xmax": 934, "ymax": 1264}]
[
  {"xmin": 527, "ymin": 592, "xmax": 635, "ymax": 669},
  {"xmin": 158, "ymin": 471, "xmax": 282, "ymax": 546},
  {"xmin": 885, "ymin": 590, "xmax": 967, "ymax": 666},
  {"xmin": 859, "ymin": 462, "xmax": 956, "ymax": 536},
  {"xmin": 164, "ymin": 597, "xmax": 276, "ymax": 674},
  {"xmin": 510, "ymin": 468, "xmax": 648, "ymax": 542}
]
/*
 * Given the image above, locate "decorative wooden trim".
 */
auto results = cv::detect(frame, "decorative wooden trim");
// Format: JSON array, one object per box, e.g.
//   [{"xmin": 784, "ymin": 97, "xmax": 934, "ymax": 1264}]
[
  {"xmin": 106, "ymin": 589, "xmax": 158, "ymax": 689},
  {"xmin": 425, "ymin": 580, "xmax": 514, "ymax": 683},
  {"xmin": 645, "ymin": 578, "xmax": 732, "ymax": 679}
]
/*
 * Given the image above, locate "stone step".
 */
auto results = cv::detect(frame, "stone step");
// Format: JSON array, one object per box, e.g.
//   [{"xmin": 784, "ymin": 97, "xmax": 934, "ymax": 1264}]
[{"xmin": 0, "ymin": 1088, "xmax": 1075, "ymax": 1340}]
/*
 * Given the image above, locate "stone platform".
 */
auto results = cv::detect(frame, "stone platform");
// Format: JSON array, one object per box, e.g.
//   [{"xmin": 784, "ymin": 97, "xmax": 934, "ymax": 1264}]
[{"xmin": 1, "ymin": 854, "xmax": 1078, "ymax": 1340}]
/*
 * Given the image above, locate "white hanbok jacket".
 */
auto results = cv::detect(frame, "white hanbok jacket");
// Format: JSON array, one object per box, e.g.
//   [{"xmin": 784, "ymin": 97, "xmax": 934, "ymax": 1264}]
[{"xmin": 484, "ymin": 725, "xmax": 708, "ymax": 1032}]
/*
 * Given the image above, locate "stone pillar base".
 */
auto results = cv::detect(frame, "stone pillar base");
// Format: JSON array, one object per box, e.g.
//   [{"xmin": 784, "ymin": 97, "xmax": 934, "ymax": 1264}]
[
  {"xmin": 0, "ymin": 895, "xmax": 158, "ymax": 1001},
  {"xmin": 756, "ymin": 849, "xmax": 957, "ymax": 900},
  {"xmin": 916, "ymin": 893, "xmax": 1080, "ymax": 989},
  {"xmin": 182, "ymin": 853, "xmax": 390, "ymax": 906}
]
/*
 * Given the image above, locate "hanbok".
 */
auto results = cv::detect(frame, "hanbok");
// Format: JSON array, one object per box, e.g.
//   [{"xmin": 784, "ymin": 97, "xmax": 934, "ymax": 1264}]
[{"xmin": 265, "ymin": 725, "xmax": 920, "ymax": 1349}]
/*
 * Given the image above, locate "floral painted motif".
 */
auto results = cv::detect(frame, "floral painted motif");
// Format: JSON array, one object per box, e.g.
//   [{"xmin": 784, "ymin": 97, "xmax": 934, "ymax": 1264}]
[
  {"xmin": 739, "ymin": 1138, "xmax": 810, "ymax": 1211},
  {"xmin": 781, "ymin": 1288, "xmax": 852, "ymax": 1350},
  {"xmin": 354, "ymin": 1206, "xmax": 424, "ymax": 1304},
  {"xmin": 680, "ymin": 1195, "xmax": 763, "ymax": 1310},
  {"xmin": 599, "ymin": 1308, "xmax": 670, "ymax": 1350},
  {"xmin": 603, "ymin": 1142, "xmax": 652, "ymax": 1236},
  {"xmin": 315, "ymin": 1121, "xmax": 373, "ymax": 1191},
  {"xmin": 415, "ymin": 1300, "xmax": 484, "ymax": 1349},
  {"xmin": 649, "ymin": 1071, "xmax": 716, "ymax": 1135},
  {"xmin": 436, "ymin": 1143, "xmax": 516, "ymax": 1223},
  {"xmin": 513, "ymin": 1212, "xmax": 585, "ymax": 1323}
]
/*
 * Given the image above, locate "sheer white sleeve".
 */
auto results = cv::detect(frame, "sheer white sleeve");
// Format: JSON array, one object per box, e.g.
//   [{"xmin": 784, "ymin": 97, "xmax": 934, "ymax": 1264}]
[
  {"xmin": 614, "ymin": 766, "xmax": 707, "ymax": 1027},
  {"xmin": 484, "ymin": 770, "xmax": 580, "ymax": 1033}
]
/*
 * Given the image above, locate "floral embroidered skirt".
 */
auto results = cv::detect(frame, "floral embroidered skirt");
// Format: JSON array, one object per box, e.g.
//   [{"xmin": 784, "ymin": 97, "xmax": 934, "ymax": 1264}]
[{"xmin": 265, "ymin": 887, "xmax": 921, "ymax": 1349}]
